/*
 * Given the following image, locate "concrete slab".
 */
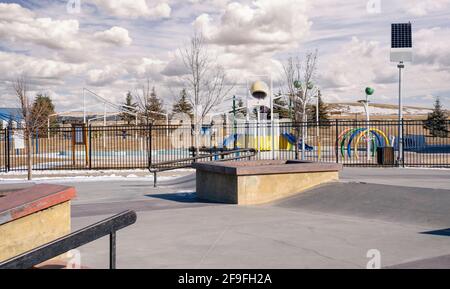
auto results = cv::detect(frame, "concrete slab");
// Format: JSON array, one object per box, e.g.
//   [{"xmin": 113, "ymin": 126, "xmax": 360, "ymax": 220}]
[
  {"xmin": 71, "ymin": 205, "xmax": 450, "ymax": 269},
  {"xmin": 3, "ymin": 167, "xmax": 450, "ymax": 269}
]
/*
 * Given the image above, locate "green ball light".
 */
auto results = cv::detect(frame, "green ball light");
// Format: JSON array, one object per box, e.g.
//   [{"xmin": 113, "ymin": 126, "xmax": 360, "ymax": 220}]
[
  {"xmin": 294, "ymin": 80, "xmax": 302, "ymax": 89},
  {"xmin": 307, "ymin": 82, "xmax": 314, "ymax": 90},
  {"xmin": 365, "ymin": 87, "xmax": 375, "ymax": 96}
]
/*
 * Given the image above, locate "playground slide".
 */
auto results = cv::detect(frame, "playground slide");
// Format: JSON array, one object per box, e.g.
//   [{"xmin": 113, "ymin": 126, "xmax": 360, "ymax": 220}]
[
  {"xmin": 223, "ymin": 134, "xmax": 238, "ymax": 148},
  {"xmin": 282, "ymin": 133, "xmax": 314, "ymax": 151}
]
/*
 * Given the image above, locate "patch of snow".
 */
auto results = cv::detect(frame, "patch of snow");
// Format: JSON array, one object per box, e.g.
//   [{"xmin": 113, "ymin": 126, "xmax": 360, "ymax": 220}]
[
  {"xmin": 0, "ymin": 174, "xmax": 176, "ymax": 184},
  {"xmin": 330, "ymin": 104, "xmax": 432, "ymax": 116}
]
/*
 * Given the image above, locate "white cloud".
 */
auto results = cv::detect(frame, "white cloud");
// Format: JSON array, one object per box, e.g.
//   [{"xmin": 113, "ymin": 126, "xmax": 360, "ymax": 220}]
[
  {"xmin": 0, "ymin": 51, "xmax": 85, "ymax": 80},
  {"xmin": 406, "ymin": 0, "xmax": 450, "ymax": 16},
  {"xmin": 0, "ymin": 3, "xmax": 134, "ymax": 52},
  {"xmin": 0, "ymin": 1, "xmax": 449, "ymax": 110},
  {"xmin": 317, "ymin": 33, "xmax": 450, "ymax": 104},
  {"xmin": 188, "ymin": 0, "xmax": 311, "ymax": 82},
  {"xmin": 414, "ymin": 27, "xmax": 450, "ymax": 69},
  {"xmin": 195, "ymin": 0, "xmax": 311, "ymax": 52},
  {"xmin": 0, "ymin": 3, "xmax": 81, "ymax": 50},
  {"xmin": 91, "ymin": 0, "xmax": 171, "ymax": 19},
  {"xmin": 94, "ymin": 26, "xmax": 132, "ymax": 47}
]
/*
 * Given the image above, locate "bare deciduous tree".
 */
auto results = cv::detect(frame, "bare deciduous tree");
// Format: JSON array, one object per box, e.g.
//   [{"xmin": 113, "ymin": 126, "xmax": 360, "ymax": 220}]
[
  {"xmin": 283, "ymin": 50, "xmax": 319, "ymax": 160},
  {"xmin": 13, "ymin": 76, "xmax": 48, "ymax": 180},
  {"xmin": 179, "ymin": 32, "xmax": 234, "ymax": 153}
]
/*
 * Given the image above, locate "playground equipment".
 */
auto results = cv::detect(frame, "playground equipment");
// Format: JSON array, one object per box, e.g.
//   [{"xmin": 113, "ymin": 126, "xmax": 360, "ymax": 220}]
[
  {"xmin": 222, "ymin": 132, "xmax": 314, "ymax": 152},
  {"xmin": 282, "ymin": 133, "xmax": 314, "ymax": 152},
  {"xmin": 338, "ymin": 128, "xmax": 391, "ymax": 159}
]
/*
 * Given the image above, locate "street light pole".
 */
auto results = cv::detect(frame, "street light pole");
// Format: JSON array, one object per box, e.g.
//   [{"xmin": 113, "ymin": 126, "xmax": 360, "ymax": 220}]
[
  {"xmin": 365, "ymin": 94, "xmax": 371, "ymax": 161},
  {"xmin": 361, "ymin": 87, "xmax": 374, "ymax": 161}
]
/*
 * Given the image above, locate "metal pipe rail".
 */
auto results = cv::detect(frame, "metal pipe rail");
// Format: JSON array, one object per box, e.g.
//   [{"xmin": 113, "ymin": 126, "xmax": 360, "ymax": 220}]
[
  {"xmin": 149, "ymin": 148, "xmax": 257, "ymax": 187},
  {"xmin": 0, "ymin": 210, "xmax": 137, "ymax": 269}
]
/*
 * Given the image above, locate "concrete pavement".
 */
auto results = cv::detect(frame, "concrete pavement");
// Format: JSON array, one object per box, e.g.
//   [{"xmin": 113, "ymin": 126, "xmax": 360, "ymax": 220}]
[
  {"xmin": 67, "ymin": 167, "xmax": 450, "ymax": 269},
  {"xmin": 1, "ymin": 167, "xmax": 449, "ymax": 268}
]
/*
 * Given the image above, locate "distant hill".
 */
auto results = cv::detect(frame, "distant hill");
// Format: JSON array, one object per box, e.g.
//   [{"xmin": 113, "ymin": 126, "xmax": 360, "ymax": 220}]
[{"xmin": 327, "ymin": 103, "xmax": 433, "ymax": 117}]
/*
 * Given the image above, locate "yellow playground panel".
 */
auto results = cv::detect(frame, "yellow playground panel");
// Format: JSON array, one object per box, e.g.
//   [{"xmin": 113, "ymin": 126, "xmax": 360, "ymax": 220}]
[{"xmin": 233, "ymin": 136, "xmax": 292, "ymax": 151}]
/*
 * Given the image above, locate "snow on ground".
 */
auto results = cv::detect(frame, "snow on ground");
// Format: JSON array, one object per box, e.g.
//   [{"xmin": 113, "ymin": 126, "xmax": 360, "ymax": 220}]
[
  {"xmin": 330, "ymin": 104, "xmax": 432, "ymax": 116},
  {"xmin": 0, "ymin": 168, "xmax": 195, "ymax": 183}
]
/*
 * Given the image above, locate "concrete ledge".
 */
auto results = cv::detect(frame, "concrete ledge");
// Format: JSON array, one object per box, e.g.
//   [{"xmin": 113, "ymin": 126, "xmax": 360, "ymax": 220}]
[
  {"xmin": 194, "ymin": 161, "xmax": 342, "ymax": 205},
  {"xmin": 193, "ymin": 160, "xmax": 342, "ymax": 176},
  {"xmin": 0, "ymin": 184, "xmax": 76, "ymax": 262},
  {"xmin": 0, "ymin": 184, "xmax": 76, "ymax": 225}
]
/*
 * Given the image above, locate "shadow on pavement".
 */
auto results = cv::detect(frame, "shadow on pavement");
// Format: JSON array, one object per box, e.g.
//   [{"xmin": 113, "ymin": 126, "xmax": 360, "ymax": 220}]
[
  {"xmin": 421, "ymin": 228, "xmax": 450, "ymax": 237},
  {"xmin": 146, "ymin": 192, "xmax": 223, "ymax": 204}
]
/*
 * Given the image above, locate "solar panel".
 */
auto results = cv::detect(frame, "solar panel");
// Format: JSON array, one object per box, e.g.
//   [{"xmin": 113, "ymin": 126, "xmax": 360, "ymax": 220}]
[{"xmin": 391, "ymin": 23, "xmax": 412, "ymax": 48}]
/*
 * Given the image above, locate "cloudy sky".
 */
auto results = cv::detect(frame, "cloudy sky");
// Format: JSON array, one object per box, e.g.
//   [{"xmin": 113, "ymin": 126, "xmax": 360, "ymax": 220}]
[{"xmin": 0, "ymin": 0, "xmax": 449, "ymax": 113}]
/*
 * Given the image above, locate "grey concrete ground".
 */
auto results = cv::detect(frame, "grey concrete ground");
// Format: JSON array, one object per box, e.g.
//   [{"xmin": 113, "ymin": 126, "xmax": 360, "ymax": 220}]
[{"xmin": 2, "ymin": 167, "xmax": 450, "ymax": 268}]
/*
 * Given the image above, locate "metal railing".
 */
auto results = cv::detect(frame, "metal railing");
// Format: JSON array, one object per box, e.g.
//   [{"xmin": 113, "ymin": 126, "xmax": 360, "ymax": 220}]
[
  {"xmin": 149, "ymin": 148, "xmax": 256, "ymax": 186},
  {"xmin": 1, "ymin": 120, "xmax": 449, "ymax": 172},
  {"xmin": 0, "ymin": 210, "xmax": 137, "ymax": 269}
]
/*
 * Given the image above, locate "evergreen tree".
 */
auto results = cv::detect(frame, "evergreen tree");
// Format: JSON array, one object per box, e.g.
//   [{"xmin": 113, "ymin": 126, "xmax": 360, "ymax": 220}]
[
  {"xmin": 424, "ymin": 96, "xmax": 448, "ymax": 137},
  {"xmin": 31, "ymin": 93, "xmax": 57, "ymax": 136},
  {"xmin": 308, "ymin": 90, "xmax": 330, "ymax": 125},
  {"xmin": 146, "ymin": 87, "xmax": 166, "ymax": 121},
  {"xmin": 172, "ymin": 88, "xmax": 193, "ymax": 118},
  {"xmin": 121, "ymin": 91, "xmax": 138, "ymax": 125}
]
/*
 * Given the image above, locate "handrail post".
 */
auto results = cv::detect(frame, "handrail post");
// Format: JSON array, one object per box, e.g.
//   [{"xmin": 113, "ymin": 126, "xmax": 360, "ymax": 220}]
[{"xmin": 110, "ymin": 231, "xmax": 116, "ymax": 269}]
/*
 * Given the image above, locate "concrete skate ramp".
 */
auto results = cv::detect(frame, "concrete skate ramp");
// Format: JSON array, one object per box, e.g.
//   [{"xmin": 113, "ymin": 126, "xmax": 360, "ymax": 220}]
[{"xmin": 273, "ymin": 182, "xmax": 450, "ymax": 228}]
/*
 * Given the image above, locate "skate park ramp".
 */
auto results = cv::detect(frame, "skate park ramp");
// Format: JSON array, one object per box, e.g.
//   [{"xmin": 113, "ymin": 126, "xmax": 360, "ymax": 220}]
[{"xmin": 272, "ymin": 182, "xmax": 450, "ymax": 228}]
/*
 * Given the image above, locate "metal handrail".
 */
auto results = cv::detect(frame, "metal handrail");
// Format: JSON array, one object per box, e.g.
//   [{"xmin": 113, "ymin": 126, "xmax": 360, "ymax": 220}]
[
  {"xmin": 149, "ymin": 148, "xmax": 256, "ymax": 187},
  {"xmin": 150, "ymin": 148, "xmax": 256, "ymax": 169},
  {"xmin": 0, "ymin": 210, "xmax": 137, "ymax": 269}
]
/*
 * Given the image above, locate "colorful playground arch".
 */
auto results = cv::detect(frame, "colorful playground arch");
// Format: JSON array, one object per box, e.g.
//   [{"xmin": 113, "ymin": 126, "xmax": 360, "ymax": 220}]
[{"xmin": 338, "ymin": 128, "xmax": 391, "ymax": 159}]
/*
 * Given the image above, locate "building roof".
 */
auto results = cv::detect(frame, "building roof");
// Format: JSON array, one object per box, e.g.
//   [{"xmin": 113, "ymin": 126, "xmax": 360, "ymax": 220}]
[{"xmin": 0, "ymin": 108, "xmax": 22, "ymax": 122}]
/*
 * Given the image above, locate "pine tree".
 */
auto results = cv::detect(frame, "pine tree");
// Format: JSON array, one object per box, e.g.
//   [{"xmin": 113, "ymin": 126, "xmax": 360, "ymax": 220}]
[
  {"xmin": 121, "ymin": 92, "xmax": 138, "ymax": 125},
  {"xmin": 146, "ymin": 87, "xmax": 166, "ymax": 121},
  {"xmin": 309, "ymin": 90, "xmax": 330, "ymax": 125},
  {"xmin": 172, "ymin": 88, "xmax": 193, "ymax": 118},
  {"xmin": 31, "ymin": 93, "xmax": 57, "ymax": 136},
  {"xmin": 424, "ymin": 96, "xmax": 448, "ymax": 137}
]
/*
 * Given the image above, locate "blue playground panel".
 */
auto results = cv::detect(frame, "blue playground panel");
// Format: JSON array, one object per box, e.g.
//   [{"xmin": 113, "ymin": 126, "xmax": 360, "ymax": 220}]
[{"xmin": 403, "ymin": 135, "xmax": 450, "ymax": 154}]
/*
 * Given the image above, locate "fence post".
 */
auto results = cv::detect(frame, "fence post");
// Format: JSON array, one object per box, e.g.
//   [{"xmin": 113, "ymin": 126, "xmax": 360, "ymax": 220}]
[
  {"xmin": 88, "ymin": 125, "xmax": 92, "ymax": 170},
  {"xmin": 401, "ymin": 119, "xmax": 405, "ymax": 168},
  {"xmin": 335, "ymin": 119, "xmax": 339, "ymax": 164},
  {"xmin": 191, "ymin": 124, "xmax": 196, "ymax": 163},
  {"xmin": 2, "ymin": 129, "xmax": 4, "ymax": 172},
  {"xmin": 6, "ymin": 128, "xmax": 10, "ymax": 172},
  {"xmin": 148, "ymin": 124, "xmax": 152, "ymax": 169}
]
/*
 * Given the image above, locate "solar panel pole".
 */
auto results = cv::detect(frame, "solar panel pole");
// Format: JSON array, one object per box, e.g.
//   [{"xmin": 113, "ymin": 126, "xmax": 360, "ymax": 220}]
[{"xmin": 398, "ymin": 61, "xmax": 405, "ymax": 166}]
